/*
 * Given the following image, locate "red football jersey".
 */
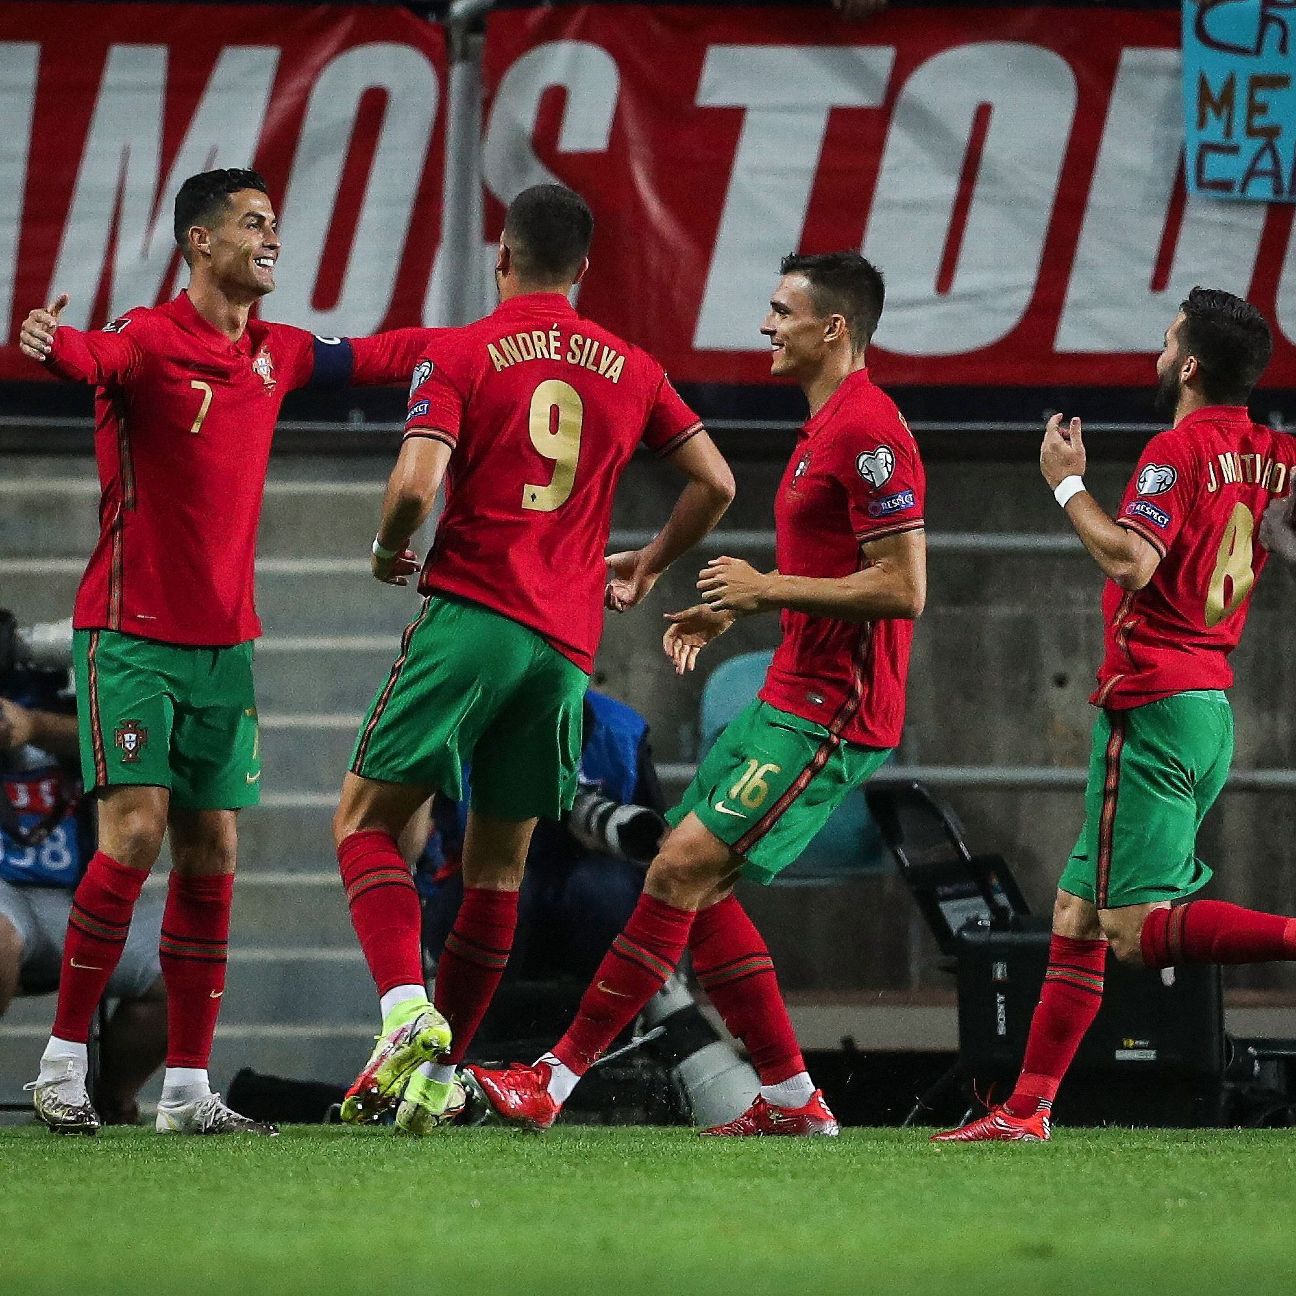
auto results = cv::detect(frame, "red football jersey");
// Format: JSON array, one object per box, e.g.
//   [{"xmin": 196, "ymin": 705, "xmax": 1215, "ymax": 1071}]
[
  {"xmin": 1095, "ymin": 405, "xmax": 1296, "ymax": 708},
  {"xmin": 759, "ymin": 368, "xmax": 926, "ymax": 749},
  {"xmin": 404, "ymin": 291, "xmax": 703, "ymax": 672},
  {"xmin": 43, "ymin": 291, "xmax": 432, "ymax": 646}
]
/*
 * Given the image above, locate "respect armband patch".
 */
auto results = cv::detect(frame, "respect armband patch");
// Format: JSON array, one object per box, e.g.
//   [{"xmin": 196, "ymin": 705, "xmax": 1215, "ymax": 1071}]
[
  {"xmin": 867, "ymin": 489, "xmax": 917, "ymax": 518},
  {"xmin": 406, "ymin": 400, "xmax": 431, "ymax": 422},
  {"xmin": 1125, "ymin": 499, "xmax": 1171, "ymax": 530}
]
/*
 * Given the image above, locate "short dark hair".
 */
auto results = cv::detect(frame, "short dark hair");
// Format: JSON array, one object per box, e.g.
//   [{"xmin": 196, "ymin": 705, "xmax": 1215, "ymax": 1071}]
[
  {"xmin": 503, "ymin": 184, "xmax": 593, "ymax": 285},
  {"xmin": 173, "ymin": 168, "xmax": 269, "ymax": 263},
  {"xmin": 1178, "ymin": 286, "xmax": 1273, "ymax": 405},
  {"xmin": 779, "ymin": 252, "xmax": 885, "ymax": 351}
]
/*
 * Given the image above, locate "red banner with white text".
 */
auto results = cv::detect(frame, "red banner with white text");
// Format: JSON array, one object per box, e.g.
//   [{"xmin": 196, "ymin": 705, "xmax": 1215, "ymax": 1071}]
[
  {"xmin": 0, "ymin": 3, "xmax": 446, "ymax": 381},
  {"xmin": 480, "ymin": 4, "xmax": 1296, "ymax": 388},
  {"xmin": 4, "ymin": 5, "xmax": 1295, "ymax": 389}
]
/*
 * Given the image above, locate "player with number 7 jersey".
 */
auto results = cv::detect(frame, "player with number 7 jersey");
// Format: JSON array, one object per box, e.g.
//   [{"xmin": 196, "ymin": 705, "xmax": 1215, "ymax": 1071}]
[
  {"xmin": 20, "ymin": 167, "xmax": 439, "ymax": 1138},
  {"xmin": 333, "ymin": 184, "xmax": 735, "ymax": 1132}
]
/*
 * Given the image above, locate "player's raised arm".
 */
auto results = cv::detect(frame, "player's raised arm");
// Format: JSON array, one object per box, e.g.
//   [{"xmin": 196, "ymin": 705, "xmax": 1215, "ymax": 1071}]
[
  {"xmin": 1041, "ymin": 413, "xmax": 1161, "ymax": 591},
  {"xmin": 19, "ymin": 294, "xmax": 143, "ymax": 387},
  {"xmin": 606, "ymin": 430, "xmax": 735, "ymax": 612}
]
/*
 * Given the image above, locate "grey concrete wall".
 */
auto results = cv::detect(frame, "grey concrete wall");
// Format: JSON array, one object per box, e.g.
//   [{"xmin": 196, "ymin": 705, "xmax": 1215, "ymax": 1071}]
[{"xmin": 3, "ymin": 434, "xmax": 1295, "ymax": 1100}]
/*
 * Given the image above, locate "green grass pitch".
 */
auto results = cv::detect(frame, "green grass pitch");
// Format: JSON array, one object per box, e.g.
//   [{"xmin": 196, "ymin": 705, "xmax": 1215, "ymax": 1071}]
[{"xmin": 1, "ymin": 1125, "xmax": 1294, "ymax": 1296}]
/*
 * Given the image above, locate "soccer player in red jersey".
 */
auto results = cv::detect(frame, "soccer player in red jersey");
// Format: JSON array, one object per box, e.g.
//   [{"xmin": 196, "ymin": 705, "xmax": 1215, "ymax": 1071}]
[
  {"xmin": 18, "ymin": 168, "xmax": 432, "ymax": 1135},
  {"xmin": 468, "ymin": 251, "xmax": 927, "ymax": 1135},
  {"xmin": 331, "ymin": 184, "xmax": 736, "ymax": 1133},
  {"xmin": 936, "ymin": 288, "xmax": 1296, "ymax": 1143}
]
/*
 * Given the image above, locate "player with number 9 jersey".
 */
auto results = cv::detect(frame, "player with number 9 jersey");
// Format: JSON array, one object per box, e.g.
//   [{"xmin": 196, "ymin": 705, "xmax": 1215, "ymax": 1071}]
[
  {"xmin": 335, "ymin": 185, "xmax": 734, "ymax": 1132},
  {"xmin": 402, "ymin": 294, "xmax": 701, "ymax": 673}
]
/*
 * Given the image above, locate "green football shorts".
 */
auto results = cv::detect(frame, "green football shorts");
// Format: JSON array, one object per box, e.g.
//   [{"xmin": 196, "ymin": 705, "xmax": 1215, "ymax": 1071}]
[
  {"xmin": 1058, "ymin": 690, "xmax": 1233, "ymax": 910},
  {"xmin": 349, "ymin": 594, "xmax": 589, "ymax": 821},
  {"xmin": 73, "ymin": 629, "xmax": 260, "ymax": 810},
  {"xmin": 667, "ymin": 699, "xmax": 891, "ymax": 885}
]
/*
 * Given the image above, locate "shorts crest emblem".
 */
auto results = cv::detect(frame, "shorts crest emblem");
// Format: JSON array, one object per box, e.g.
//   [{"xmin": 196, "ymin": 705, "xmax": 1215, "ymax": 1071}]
[{"xmin": 114, "ymin": 720, "xmax": 148, "ymax": 764}]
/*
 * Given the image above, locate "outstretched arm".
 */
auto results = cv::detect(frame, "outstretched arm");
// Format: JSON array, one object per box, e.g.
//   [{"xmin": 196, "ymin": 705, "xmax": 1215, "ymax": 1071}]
[
  {"xmin": 1041, "ymin": 413, "xmax": 1160, "ymax": 591},
  {"xmin": 19, "ymin": 294, "xmax": 142, "ymax": 386},
  {"xmin": 606, "ymin": 431, "xmax": 735, "ymax": 612}
]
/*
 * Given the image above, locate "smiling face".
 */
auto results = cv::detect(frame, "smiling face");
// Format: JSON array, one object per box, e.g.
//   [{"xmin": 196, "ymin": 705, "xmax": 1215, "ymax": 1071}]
[
  {"xmin": 760, "ymin": 274, "xmax": 840, "ymax": 381},
  {"xmin": 192, "ymin": 189, "xmax": 280, "ymax": 300}
]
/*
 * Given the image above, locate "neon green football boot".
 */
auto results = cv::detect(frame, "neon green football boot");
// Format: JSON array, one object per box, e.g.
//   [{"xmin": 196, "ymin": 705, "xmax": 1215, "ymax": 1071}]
[
  {"xmin": 394, "ymin": 1070, "xmax": 464, "ymax": 1137},
  {"xmin": 340, "ymin": 1000, "xmax": 452, "ymax": 1125}
]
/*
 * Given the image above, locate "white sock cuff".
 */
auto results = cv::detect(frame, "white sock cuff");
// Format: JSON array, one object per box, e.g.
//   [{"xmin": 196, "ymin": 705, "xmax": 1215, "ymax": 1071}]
[
  {"xmin": 161, "ymin": 1068, "xmax": 211, "ymax": 1102},
  {"xmin": 38, "ymin": 1037, "xmax": 88, "ymax": 1082},
  {"xmin": 419, "ymin": 1061, "xmax": 457, "ymax": 1086},
  {"xmin": 537, "ymin": 1052, "xmax": 580, "ymax": 1105},
  {"xmin": 760, "ymin": 1072, "xmax": 815, "ymax": 1108},
  {"xmin": 380, "ymin": 985, "xmax": 427, "ymax": 1021}
]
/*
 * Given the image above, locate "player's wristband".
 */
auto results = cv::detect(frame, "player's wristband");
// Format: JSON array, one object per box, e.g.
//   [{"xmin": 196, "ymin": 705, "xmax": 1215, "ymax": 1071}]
[
  {"xmin": 1053, "ymin": 476, "xmax": 1086, "ymax": 508},
  {"xmin": 372, "ymin": 536, "xmax": 400, "ymax": 561}
]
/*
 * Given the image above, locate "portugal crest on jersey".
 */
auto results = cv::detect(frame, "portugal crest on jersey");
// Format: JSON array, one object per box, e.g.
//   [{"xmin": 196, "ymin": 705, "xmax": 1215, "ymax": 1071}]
[
  {"xmin": 114, "ymin": 720, "xmax": 148, "ymax": 764},
  {"xmin": 252, "ymin": 348, "xmax": 276, "ymax": 390}
]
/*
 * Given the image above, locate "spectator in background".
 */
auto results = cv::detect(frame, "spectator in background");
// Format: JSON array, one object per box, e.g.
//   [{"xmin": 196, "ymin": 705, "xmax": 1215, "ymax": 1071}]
[{"xmin": 0, "ymin": 617, "xmax": 165, "ymax": 1125}]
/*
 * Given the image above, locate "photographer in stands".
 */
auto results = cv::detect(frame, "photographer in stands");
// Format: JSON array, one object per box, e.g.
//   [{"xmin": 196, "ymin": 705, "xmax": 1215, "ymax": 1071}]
[{"xmin": 0, "ymin": 611, "xmax": 165, "ymax": 1124}]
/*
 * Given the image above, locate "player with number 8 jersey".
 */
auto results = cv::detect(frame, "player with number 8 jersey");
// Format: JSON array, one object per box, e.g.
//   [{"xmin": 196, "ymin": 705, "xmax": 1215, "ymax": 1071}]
[
  {"xmin": 937, "ymin": 287, "xmax": 1296, "ymax": 1145},
  {"xmin": 333, "ymin": 185, "xmax": 735, "ymax": 1132}
]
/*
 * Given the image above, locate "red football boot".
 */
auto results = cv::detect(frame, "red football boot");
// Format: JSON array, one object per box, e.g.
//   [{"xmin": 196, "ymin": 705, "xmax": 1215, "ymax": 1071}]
[
  {"xmin": 700, "ymin": 1090, "xmax": 840, "ymax": 1137},
  {"xmin": 930, "ymin": 1105, "xmax": 1051, "ymax": 1143},
  {"xmin": 463, "ymin": 1062, "xmax": 560, "ymax": 1131}
]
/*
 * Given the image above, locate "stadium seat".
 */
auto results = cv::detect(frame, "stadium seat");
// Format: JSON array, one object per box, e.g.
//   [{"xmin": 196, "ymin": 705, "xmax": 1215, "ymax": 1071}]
[
  {"xmin": 697, "ymin": 650, "xmax": 888, "ymax": 884},
  {"xmin": 863, "ymin": 781, "xmax": 1031, "ymax": 957}
]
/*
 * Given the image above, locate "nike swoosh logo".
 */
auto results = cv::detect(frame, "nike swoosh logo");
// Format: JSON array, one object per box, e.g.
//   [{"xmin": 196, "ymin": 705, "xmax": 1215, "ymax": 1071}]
[
  {"xmin": 596, "ymin": 980, "xmax": 632, "ymax": 998},
  {"xmin": 713, "ymin": 801, "xmax": 746, "ymax": 818},
  {"xmin": 70, "ymin": 958, "xmax": 103, "ymax": 971},
  {"xmin": 245, "ymin": 770, "xmax": 261, "ymax": 784},
  {"xmin": 209, "ymin": 990, "xmax": 224, "ymax": 999}
]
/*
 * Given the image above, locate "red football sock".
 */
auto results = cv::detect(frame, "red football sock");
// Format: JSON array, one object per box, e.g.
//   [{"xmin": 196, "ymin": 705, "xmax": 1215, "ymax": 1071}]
[
  {"xmin": 338, "ymin": 830, "xmax": 423, "ymax": 995},
  {"xmin": 160, "ymin": 872, "xmax": 234, "ymax": 1069},
  {"xmin": 1002, "ymin": 934, "xmax": 1106, "ymax": 1118},
  {"xmin": 690, "ymin": 895, "xmax": 804, "ymax": 1085},
  {"xmin": 1142, "ymin": 900, "xmax": 1296, "ymax": 967},
  {"xmin": 553, "ymin": 894, "xmax": 694, "ymax": 1075},
  {"xmin": 434, "ymin": 886, "xmax": 519, "ymax": 1063},
  {"xmin": 52, "ymin": 851, "xmax": 149, "ymax": 1044}
]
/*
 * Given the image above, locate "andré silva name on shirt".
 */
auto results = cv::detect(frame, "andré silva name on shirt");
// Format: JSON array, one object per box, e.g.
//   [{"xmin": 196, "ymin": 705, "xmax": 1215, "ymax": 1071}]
[{"xmin": 486, "ymin": 326, "xmax": 627, "ymax": 384}]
